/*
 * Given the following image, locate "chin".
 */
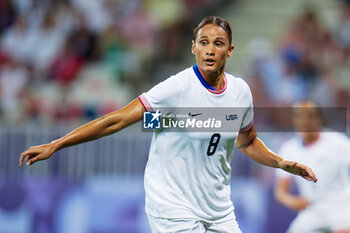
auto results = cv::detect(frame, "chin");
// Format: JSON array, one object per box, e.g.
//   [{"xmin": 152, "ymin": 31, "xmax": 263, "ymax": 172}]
[{"xmin": 201, "ymin": 65, "xmax": 219, "ymax": 73}]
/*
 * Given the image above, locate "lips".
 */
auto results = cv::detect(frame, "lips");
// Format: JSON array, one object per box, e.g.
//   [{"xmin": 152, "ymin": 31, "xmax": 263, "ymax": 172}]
[{"xmin": 204, "ymin": 59, "xmax": 215, "ymax": 66}]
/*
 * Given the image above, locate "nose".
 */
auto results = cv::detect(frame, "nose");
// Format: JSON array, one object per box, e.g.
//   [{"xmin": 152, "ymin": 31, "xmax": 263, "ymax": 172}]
[{"xmin": 206, "ymin": 44, "xmax": 215, "ymax": 56}]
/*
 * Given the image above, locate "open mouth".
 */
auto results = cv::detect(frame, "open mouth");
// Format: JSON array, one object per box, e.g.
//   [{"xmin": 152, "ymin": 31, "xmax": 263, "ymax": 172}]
[{"xmin": 204, "ymin": 59, "xmax": 215, "ymax": 65}]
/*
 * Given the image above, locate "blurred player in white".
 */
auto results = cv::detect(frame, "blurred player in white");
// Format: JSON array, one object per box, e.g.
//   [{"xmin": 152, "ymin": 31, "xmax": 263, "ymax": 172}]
[
  {"xmin": 275, "ymin": 101, "xmax": 350, "ymax": 233},
  {"xmin": 20, "ymin": 16, "xmax": 317, "ymax": 232}
]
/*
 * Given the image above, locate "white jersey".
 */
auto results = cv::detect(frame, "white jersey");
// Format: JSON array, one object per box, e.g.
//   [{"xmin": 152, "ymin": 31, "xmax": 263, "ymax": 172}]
[
  {"xmin": 277, "ymin": 132, "xmax": 350, "ymax": 231},
  {"xmin": 277, "ymin": 132, "xmax": 350, "ymax": 205},
  {"xmin": 138, "ymin": 65, "xmax": 254, "ymax": 221}
]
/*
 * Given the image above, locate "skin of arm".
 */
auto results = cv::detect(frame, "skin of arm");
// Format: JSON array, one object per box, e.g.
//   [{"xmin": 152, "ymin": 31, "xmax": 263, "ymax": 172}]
[
  {"xmin": 19, "ymin": 98, "xmax": 144, "ymax": 166},
  {"xmin": 236, "ymin": 126, "xmax": 318, "ymax": 183},
  {"xmin": 274, "ymin": 177, "xmax": 311, "ymax": 211}
]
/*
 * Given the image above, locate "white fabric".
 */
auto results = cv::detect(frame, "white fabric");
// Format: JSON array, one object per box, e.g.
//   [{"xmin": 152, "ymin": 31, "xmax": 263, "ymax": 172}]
[
  {"xmin": 277, "ymin": 132, "xmax": 350, "ymax": 232},
  {"xmin": 147, "ymin": 213, "xmax": 241, "ymax": 233},
  {"xmin": 139, "ymin": 66, "xmax": 254, "ymax": 222}
]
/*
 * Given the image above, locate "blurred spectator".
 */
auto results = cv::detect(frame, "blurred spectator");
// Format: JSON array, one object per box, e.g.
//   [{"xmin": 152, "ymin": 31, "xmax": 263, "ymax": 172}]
[
  {"xmin": 0, "ymin": 16, "xmax": 28, "ymax": 62},
  {"xmin": 99, "ymin": 23, "xmax": 141, "ymax": 81},
  {"xmin": 247, "ymin": 8, "xmax": 346, "ymax": 109},
  {"xmin": 67, "ymin": 14, "xmax": 97, "ymax": 61},
  {"xmin": 245, "ymin": 41, "xmax": 308, "ymax": 106},
  {"xmin": 281, "ymin": 9, "xmax": 325, "ymax": 53},
  {"xmin": 1, "ymin": 11, "xmax": 65, "ymax": 78},
  {"xmin": 277, "ymin": 9, "xmax": 330, "ymax": 105},
  {"xmin": 71, "ymin": 0, "xmax": 113, "ymax": 33},
  {"xmin": 335, "ymin": 2, "xmax": 350, "ymax": 49},
  {"xmin": 27, "ymin": 13, "xmax": 65, "ymax": 73},
  {"xmin": 2, "ymin": 0, "xmax": 346, "ymax": 128},
  {"xmin": 0, "ymin": 56, "xmax": 29, "ymax": 122},
  {"xmin": 118, "ymin": 7, "xmax": 160, "ymax": 56},
  {"xmin": 24, "ymin": 0, "xmax": 52, "ymax": 30},
  {"xmin": 54, "ymin": 1, "xmax": 80, "ymax": 37},
  {"xmin": 334, "ymin": 2, "xmax": 350, "ymax": 100},
  {"xmin": 49, "ymin": 41, "xmax": 85, "ymax": 87}
]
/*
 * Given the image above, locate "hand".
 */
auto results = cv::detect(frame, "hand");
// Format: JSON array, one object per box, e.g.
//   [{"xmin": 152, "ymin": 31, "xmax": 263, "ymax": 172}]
[
  {"xmin": 279, "ymin": 160, "xmax": 318, "ymax": 183},
  {"xmin": 285, "ymin": 196, "xmax": 310, "ymax": 211},
  {"xmin": 19, "ymin": 143, "xmax": 56, "ymax": 166}
]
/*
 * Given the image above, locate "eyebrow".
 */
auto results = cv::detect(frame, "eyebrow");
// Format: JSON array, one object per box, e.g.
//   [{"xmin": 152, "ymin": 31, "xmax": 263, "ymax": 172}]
[{"xmin": 198, "ymin": 36, "xmax": 226, "ymax": 40}]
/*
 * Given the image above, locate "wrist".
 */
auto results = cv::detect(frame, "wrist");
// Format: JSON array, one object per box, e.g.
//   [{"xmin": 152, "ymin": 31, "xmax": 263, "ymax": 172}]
[
  {"xmin": 276, "ymin": 157, "xmax": 284, "ymax": 169},
  {"xmin": 50, "ymin": 139, "xmax": 62, "ymax": 153},
  {"xmin": 278, "ymin": 158, "xmax": 293, "ymax": 170}
]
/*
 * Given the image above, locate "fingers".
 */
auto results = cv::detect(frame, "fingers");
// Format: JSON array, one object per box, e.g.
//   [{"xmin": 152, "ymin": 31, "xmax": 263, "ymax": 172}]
[
  {"xmin": 307, "ymin": 168, "xmax": 318, "ymax": 183},
  {"xmin": 288, "ymin": 161, "xmax": 318, "ymax": 183},
  {"xmin": 303, "ymin": 166, "xmax": 317, "ymax": 183},
  {"xmin": 300, "ymin": 165, "xmax": 318, "ymax": 183},
  {"xmin": 19, "ymin": 151, "xmax": 30, "ymax": 167},
  {"xmin": 19, "ymin": 151, "xmax": 35, "ymax": 166},
  {"xmin": 26, "ymin": 154, "xmax": 42, "ymax": 166},
  {"xmin": 19, "ymin": 146, "xmax": 41, "ymax": 166}
]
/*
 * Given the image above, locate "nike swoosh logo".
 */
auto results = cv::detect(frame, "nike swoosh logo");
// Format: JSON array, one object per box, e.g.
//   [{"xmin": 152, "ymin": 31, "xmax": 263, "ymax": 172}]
[{"xmin": 188, "ymin": 112, "xmax": 202, "ymax": 117}]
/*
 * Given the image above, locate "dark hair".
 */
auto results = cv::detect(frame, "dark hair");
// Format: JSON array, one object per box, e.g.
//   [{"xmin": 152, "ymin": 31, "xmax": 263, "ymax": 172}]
[
  {"xmin": 292, "ymin": 100, "xmax": 323, "ymax": 119},
  {"xmin": 193, "ymin": 16, "xmax": 232, "ymax": 45}
]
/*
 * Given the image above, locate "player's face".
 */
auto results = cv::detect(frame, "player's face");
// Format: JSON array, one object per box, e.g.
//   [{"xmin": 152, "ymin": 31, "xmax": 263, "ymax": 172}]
[
  {"xmin": 292, "ymin": 105, "xmax": 322, "ymax": 135},
  {"xmin": 192, "ymin": 24, "xmax": 234, "ymax": 76}
]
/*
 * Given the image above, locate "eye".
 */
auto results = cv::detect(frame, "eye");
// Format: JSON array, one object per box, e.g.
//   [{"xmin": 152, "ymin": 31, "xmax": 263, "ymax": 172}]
[
  {"xmin": 200, "ymin": 40, "xmax": 208, "ymax": 46},
  {"xmin": 215, "ymin": 42, "xmax": 223, "ymax": 47}
]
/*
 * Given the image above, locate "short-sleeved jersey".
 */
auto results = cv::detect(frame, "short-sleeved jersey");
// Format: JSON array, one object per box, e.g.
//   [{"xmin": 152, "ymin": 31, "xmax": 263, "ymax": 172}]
[
  {"xmin": 277, "ymin": 132, "xmax": 350, "ymax": 205},
  {"xmin": 138, "ymin": 65, "xmax": 254, "ymax": 221}
]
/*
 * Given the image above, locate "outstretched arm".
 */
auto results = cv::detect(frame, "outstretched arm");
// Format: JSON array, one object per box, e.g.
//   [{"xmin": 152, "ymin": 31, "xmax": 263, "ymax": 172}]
[
  {"xmin": 19, "ymin": 98, "xmax": 144, "ymax": 166},
  {"xmin": 236, "ymin": 126, "xmax": 317, "ymax": 182}
]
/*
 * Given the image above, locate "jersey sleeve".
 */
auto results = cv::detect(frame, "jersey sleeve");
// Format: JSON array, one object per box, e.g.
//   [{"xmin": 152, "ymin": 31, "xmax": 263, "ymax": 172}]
[
  {"xmin": 239, "ymin": 81, "xmax": 254, "ymax": 133},
  {"xmin": 138, "ymin": 75, "xmax": 184, "ymax": 111}
]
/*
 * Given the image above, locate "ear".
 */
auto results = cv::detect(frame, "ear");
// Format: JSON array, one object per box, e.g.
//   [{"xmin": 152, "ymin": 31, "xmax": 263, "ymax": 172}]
[
  {"xmin": 227, "ymin": 44, "xmax": 235, "ymax": 58},
  {"xmin": 191, "ymin": 40, "xmax": 195, "ymax": 55}
]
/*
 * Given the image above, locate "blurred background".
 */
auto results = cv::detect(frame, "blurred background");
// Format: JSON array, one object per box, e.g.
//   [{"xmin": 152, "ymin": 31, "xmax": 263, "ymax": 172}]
[{"xmin": 0, "ymin": 0, "xmax": 349, "ymax": 232}]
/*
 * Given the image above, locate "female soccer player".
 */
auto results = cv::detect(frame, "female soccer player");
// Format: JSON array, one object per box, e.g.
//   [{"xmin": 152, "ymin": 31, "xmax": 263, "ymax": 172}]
[
  {"xmin": 19, "ymin": 16, "xmax": 317, "ymax": 233},
  {"xmin": 275, "ymin": 101, "xmax": 350, "ymax": 233}
]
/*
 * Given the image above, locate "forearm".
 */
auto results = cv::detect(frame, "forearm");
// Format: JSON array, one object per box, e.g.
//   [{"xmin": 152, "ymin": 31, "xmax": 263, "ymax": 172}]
[
  {"xmin": 237, "ymin": 127, "xmax": 317, "ymax": 182},
  {"xmin": 50, "ymin": 112, "xmax": 125, "ymax": 152},
  {"xmin": 239, "ymin": 137, "xmax": 283, "ymax": 168},
  {"xmin": 19, "ymin": 99, "xmax": 144, "ymax": 166},
  {"xmin": 50, "ymin": 98, "xmax": 143, "ymax": 152}
]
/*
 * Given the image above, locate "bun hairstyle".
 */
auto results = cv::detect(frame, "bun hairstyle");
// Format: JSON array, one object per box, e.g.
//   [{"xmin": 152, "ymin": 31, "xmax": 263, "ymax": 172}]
[{"xmin": 193, "ymin": 16, "xmax": 233, "ymax": 45}]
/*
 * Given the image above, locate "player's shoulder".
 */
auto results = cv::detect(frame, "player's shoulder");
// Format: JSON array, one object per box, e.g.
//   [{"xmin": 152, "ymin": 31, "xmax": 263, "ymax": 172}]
[
  {"xmin": 173, "ymin": 66, "xmax": 193, "ymax": 78},
  {"xmin": 225, "ymin": 73, "xmax": 248, "ymax": 85},
  {"xmin": 225, "ymin": 73, "xmax": 251, "ymax": 91}
]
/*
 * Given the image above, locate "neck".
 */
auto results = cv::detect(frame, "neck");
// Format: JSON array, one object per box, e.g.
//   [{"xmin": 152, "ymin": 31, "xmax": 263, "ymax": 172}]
[
  {"xmin": 302, "ymin": 132, "xmax": 320, "ymax": 146},
  {"xmin": 199, "ymin": 65, "xmax": 225, "ymax": 89}
]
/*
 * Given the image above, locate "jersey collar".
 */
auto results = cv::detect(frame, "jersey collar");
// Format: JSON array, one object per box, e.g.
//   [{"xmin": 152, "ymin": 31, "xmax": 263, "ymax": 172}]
[{"xmin": 193, "ymin": 64, "xmax": 227, "ymax": 94}]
